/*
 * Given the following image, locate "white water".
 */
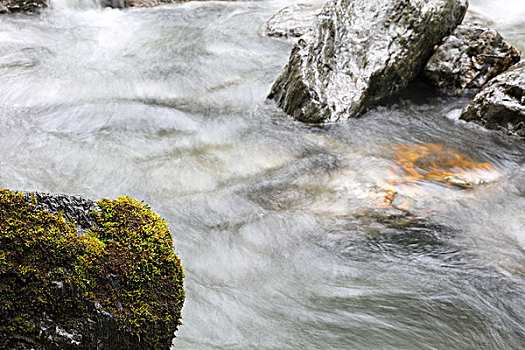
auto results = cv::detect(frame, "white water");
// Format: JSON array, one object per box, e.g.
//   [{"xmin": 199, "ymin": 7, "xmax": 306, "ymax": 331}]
[{"xmin": 0, "ymin": 0, "xmax": 524, "ymax": 348}]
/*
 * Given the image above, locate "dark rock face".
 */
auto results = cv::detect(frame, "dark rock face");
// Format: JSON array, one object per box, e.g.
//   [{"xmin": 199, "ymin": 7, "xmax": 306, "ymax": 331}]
[
  {"xmin": 24, "ymin": 192, "xmax": 101, "ymax": 233},
  {"xmin": 0, "ymin": 188, "xmax": 185, "ymax": 350},
  {"xmin": 460, "ymin": 62, "xmax": 525, "ymax": 138},
  {"xmin": 0, "ymin": 0, "xmax": 47, "ymax": 13},
  {"xmin": 422, "ymin": 19, "xmax": 520, "ymax": 95},
  {"xmin": 265, "ymin": 3, "xmax": 322, "ymax": 38},
  {"xmin": 268, "ymin": 0, "xmax": 468, "ymax": 123}
]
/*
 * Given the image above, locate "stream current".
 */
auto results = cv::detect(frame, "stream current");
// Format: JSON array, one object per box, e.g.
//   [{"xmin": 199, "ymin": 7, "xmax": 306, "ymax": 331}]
[{"xmin": 1, "ymin": 0, "xmax": 525, "ymax": 348}]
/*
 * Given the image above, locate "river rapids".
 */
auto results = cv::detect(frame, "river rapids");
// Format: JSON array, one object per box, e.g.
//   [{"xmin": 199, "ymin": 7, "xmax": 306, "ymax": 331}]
[{"xmin": 0, "ymin": 0, "xmax": 524, "ymax": 348}]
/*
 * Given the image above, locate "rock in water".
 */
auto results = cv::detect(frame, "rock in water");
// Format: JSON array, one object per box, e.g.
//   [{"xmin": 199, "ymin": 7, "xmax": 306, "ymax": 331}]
[
  {"xmin": 0, "ymin": 188, "xmax": 185, "ymax": 350},
  {"xmin": 0, "ymin": 0, "xmax": 47, "ymax": 13},
  {"xmin": 460, "ymin": 62, "xmax": 525, "ymax": 138},
  {"xmin": 422, "ymin": 18, "xmax": 520, "ymax": 95},
  {"xmin": 268, "ymin": 0, "xmax": 468, "ymax": 123},
  {"xmin": 265, "ymin": 3, "xmax": 323, "ymax": 38}
]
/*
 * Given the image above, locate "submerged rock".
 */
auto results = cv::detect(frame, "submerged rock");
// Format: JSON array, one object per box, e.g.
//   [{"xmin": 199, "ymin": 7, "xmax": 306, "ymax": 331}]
[
  {"xmin": 249, "ymin": 139, "xmax": 500, "ymax": 217},
  {"xmin": 0, "ymin": 188, "xmax": 185, "ymax": 350},
  {"xmin": 103, "ymin": 0, "xmax": 235, "ymax": 9},
  {"xmin": 265, "ymin": 3, "xmax": 322, "ymax": 38},
  {"xmin": 268, "ymin": 0, "xmax": 468, "ymax": 123},
  {"xmin": 0, "ymin": 0, "xmax": 47, "ymax": 13},
  {"xmin": 460, "ymin": 62, "xmax": 525, "ymax": 138},
  {"xmin": 422, "ymin": 18, "xmax": 521, "ymax": 95},
  {"xmin": 102, "ymin": 0, "xmax": 165, "ymax": 8}
]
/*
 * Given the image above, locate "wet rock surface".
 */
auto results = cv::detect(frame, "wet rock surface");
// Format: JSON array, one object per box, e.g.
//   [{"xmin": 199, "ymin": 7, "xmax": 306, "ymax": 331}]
[
  {"xmin": 24, "ymin": 192, "xmax": 100, "ymax": 233},
  {"xmin": 247, "ymin": 138, "xmax": 501, "ymax": 217},
  {"xmin": 268, "ymin": 0, "xmax": 468, "ymax": 123},
  {"xmin": 422, "ymin": 17, "xmax": 521, "ymax": 95},
  {"xmin": 0, "ymin": 0, "xmax": 47, "ymax": 13},
  {"xmin": 460, "ymin": 62, "xmax": 525, "ymax": 138},
  {"xmin": 0, "ymin": 189, "xmax": 185, "ymax": 350},
  {"xmin": 265, "ymin": 3, "xmax": 322, "ymax": 38}
]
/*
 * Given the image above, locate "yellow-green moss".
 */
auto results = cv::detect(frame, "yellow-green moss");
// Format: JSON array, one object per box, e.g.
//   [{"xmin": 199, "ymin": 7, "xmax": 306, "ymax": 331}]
[{"xmin": 0, "ymin": 188, "xmax": 185, "ymax": 349}]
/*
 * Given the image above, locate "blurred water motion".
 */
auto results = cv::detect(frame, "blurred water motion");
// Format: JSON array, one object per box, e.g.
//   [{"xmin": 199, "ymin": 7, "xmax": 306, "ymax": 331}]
[{"xmin": 0, "ymin": 0, "xmax": 524, "ymax": 349}]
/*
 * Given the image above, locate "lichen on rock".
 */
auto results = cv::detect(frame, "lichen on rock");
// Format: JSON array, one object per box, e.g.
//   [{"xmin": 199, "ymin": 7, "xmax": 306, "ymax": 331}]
[{"xmin": 0, "ymin": 188, "xmax": 185, "ymax": 349}]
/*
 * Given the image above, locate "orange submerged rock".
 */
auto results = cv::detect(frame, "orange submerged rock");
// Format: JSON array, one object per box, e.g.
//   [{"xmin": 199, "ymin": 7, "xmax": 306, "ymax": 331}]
[{"xmin": 381, "ymin": 143, "xmax": 501, "ymax": 210}]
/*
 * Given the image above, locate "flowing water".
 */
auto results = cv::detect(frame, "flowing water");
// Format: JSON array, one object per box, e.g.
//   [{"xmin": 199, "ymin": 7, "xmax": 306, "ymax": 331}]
[{"xmin": 1, "ymin": 0, "xmax": 525, "ymax": 348}]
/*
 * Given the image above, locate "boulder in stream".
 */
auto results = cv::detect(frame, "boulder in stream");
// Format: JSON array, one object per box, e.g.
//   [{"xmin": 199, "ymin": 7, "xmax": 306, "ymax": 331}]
[
  {"xmin": 421, "ymin": 15, "xmax": 521, "ymax": 95},
  {"xmin": 460, "ymin": 62, "xmax": 525, "ymax": 138},
  {"xmin": 0, "ymin": 188, "xmax": 185, "ymax": 350},
  {"xmin": 268, "ymin": 0, "xmax": 468, "ymax": 123}
]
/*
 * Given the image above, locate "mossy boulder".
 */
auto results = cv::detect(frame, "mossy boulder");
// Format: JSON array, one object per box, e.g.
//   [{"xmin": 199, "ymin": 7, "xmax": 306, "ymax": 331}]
[{"xmin": 0, "ymin": 188, "xmax": 185, "ymax": 349}]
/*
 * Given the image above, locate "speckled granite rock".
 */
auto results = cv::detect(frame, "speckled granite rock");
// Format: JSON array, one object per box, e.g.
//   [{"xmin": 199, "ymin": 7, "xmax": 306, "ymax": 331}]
[
  {"xmin": 0, "ymin": 188, "xmax": 185, "ymax": 350},
  {"xmin": 268, "ymin": 0, "xmax": 468, "ymax": 123},
  {"xmin": 460, "ymin": 62, "xmax": 525, "ymax": 138},
  {"xmin": 422, "ymin": 17, "xmax": 520, "ymax": 95}
]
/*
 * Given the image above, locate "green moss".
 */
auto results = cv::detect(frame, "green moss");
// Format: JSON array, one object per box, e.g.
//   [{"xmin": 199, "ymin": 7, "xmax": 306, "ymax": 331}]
[{"xmin": 0, "ymin": 188, "xmax": 185, "ymax": 349}]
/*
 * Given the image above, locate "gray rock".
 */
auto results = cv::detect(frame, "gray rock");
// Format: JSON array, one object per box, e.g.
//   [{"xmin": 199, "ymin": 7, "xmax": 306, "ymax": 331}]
[
  {"xmin": 268, "ymin": 0, "xmax": 468, "ymax": 123},
  {"xmin": 23, "ymin": 192, "xmax": 101, "ymax": 233},
  {"xmin": 0, "ymin": 0, "xmax": 47, "ymax": 13},
  {"xmin": 460, "ymin": 62, "xmax": 525, "ymax": 138},
  {"xmin": 422, "ymin": 19, "xmax": 520, "ymax": 95},
  {"xmin": 265, "ymin": 3, "xmax": 322, "ymax": 38},
  {"xmin": 264, "ymin": 4, "xmax": 515, "ymax": 96}
]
